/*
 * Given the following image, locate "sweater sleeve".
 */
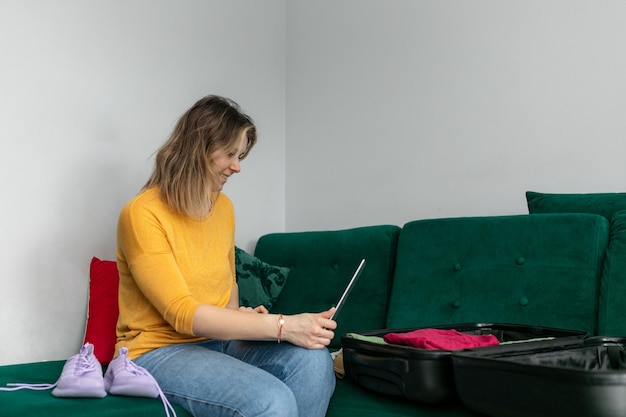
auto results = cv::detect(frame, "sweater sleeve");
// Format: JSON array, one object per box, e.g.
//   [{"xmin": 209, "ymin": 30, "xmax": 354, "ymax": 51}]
[{"xmin": 117, "ymin": 201, "xmax": 202, "ymax": 336}]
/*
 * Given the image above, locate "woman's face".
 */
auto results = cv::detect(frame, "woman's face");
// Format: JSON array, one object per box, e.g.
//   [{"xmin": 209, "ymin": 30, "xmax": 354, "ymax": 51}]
[{"xmin": 210, "ymin": 132, "xmax": 248, "ymax": 191}]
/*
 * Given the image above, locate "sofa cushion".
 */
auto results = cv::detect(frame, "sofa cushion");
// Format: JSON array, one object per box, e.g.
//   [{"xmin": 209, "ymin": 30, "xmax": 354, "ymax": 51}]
[
  {"xmin": 235, "ymin": 246, "xmax": 290, "ymax": 310},
  {"xmin": 598, "ymin": 210, "xmax": 626, "ymax": 336},
  {"xmin": 254, "ymin": 225, "xmax": 400, "ymax": 349},
  {"xmin": 386, "ymin": 214, "xmax": 609, "ymax": 334},
  {"xmin": 526, "ymin": 191, "xmax": 626, "ymax": 220},
  {"xmin": 0, "ymin": 360, "xmax": 476, "ymax": 417},
  {"xmin": 83, "ymin": 257, "xmax": 119, "ymax": 365}
]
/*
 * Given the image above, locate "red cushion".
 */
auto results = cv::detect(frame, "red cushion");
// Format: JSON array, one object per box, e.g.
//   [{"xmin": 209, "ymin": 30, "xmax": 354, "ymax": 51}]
[{"xmin": 83, "ymin": 257, "xmax": 119, "ymax": 365}]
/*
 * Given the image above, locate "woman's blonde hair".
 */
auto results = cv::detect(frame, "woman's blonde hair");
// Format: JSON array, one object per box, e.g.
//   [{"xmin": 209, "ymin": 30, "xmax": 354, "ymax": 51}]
[{"xmin": 144, "ymin": 95, "xmax": 257, "ymax": 216}]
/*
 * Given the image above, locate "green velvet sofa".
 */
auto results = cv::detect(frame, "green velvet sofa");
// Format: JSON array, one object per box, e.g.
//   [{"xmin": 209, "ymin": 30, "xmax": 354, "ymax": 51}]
[{"xmin": 3, "ymin": 191, "xmax": 626, "ymax": 417}]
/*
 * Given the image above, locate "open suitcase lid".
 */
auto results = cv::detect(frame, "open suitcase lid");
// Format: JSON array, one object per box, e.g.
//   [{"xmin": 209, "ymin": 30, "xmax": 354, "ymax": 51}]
[{"xmin": 451, "ymin": 336, "xmax": 626, "ymax": 417}]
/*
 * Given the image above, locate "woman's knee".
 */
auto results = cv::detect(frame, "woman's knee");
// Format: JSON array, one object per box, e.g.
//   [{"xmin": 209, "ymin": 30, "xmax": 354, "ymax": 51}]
[
  {"xmin": 179, "ymin": 382, "xmax": 298, "ymax": 417},
  {"xmin": 296, "ymin": 347, "xmax": 335, "ymax": 380},
  {"xmin": 283, "ymin": 348, "xmax": 335, "ymax": 417}
]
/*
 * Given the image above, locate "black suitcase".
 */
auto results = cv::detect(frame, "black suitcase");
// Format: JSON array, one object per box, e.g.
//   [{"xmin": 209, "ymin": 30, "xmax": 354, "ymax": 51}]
[
  {"xmin": 451, "ymin": 336, "xmax": 626, "ymax": 417},
  {"xmin": 341, "ymin": 323, "xmax": 587, "ymax": 404}
]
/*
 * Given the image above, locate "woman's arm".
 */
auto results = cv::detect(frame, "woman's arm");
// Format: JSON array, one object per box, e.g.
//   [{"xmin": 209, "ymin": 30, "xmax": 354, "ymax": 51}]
[
  {"xmin": 226, "ymin": 284, "xmax": 240, "ymax": 310},
  {"xmin": 191, "ymin": 304, "xmax": 337, "ymax": 349}
]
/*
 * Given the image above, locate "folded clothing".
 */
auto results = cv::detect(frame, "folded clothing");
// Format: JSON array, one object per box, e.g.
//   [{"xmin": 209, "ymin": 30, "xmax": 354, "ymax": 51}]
[
  {"xmin": 344, "ymin": 333, "xmax": 388, "ymax": 345},
  {"xmin": 384, "ymin": 328, "xmax": 499, "ymax": 350}
]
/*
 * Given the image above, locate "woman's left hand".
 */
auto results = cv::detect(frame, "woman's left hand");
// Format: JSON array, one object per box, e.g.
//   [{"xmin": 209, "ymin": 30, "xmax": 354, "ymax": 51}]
[{"xmin": 238, "ymin": 305, "xmax": 269, "ymax": 314}]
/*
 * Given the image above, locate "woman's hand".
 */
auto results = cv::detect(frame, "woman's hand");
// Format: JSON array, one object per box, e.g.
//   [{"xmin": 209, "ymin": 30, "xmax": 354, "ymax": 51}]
[
  {"xmin": 281, "ymin": 309, "xmax": 337, "ymax": 349},
  {"xmin": 238, "ymin": 305, "xmax": 269, "ymax": 314}
]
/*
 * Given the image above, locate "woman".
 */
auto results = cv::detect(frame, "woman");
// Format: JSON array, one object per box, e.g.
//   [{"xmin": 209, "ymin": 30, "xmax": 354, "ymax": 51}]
[{"xmin": 115, "ymin": 95, "xmax": 337, "ymax": 417}]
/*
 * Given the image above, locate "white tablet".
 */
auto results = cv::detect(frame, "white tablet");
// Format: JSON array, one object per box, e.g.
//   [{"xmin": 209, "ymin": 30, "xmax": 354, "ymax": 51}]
[{"xmin": 330, "ymin": 258, "xmax": 366, "ymax": 320}]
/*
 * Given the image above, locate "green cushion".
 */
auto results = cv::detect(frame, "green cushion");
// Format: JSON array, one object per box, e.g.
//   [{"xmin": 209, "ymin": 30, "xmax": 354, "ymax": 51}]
[
  {"xmin": 235, "ymin": 246, "xmax": 290, "ymax": 310},
  {"xmin": 254, "ymin": 225, "xmax": 400, "ymax": 349},
  {"xmin": 327, "ymin": 379, "xmax": 482, "ymax": 417},
  {"xmin": 526, "ymin": 191, "xmax": 626, "ymax": 220},
  {"xmin": 0, "ymin": 361, "xmax": 190, "ymax": 417},
  {"xmin": 598, "ymin": 210, "xmax": 626, "ymax": 335},
  {"xmin": 386, "ymin": 214, "xmax": 609, "ymax": 335}
]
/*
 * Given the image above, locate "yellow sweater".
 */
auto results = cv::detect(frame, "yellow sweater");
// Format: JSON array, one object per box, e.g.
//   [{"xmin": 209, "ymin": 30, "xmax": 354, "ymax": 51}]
[{"xmin": 115, "ymin": 187, "xmax": 236, "ymax": 359}]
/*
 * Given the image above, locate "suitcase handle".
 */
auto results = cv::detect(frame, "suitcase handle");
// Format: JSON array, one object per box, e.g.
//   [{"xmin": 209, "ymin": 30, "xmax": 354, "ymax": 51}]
[
  {"xmin": 346, "ymin": 350, "xmax": 410, "ymax": 373},
  {"xmin": 607, "ymin": 344, "xmax": 623, "ymax": 370}
]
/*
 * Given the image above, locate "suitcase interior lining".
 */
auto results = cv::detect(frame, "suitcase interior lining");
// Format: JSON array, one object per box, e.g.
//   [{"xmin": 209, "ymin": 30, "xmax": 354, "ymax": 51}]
[{"xmin": 488, "ymin": 343, "xmax": 626, "ymax": 371}]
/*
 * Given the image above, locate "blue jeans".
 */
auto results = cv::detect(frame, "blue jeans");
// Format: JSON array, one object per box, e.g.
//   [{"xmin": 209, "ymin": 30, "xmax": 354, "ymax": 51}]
[{"xmin": 134, "ymin": 339, "xmax": 336, "ymax": 417}]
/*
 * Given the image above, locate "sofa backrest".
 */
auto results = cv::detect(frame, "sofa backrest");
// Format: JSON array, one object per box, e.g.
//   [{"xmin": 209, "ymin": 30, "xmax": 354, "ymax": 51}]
[
  {"xmin": 386, "ymin": 213, "xmax": 610, "ymax": 335},
  {"xmin": 254, "ymin": 225, "xmax": 400, "ymax": 349}
]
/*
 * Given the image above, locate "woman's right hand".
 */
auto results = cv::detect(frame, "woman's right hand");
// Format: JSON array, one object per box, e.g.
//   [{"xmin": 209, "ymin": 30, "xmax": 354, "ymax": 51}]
[{"xmin": 281, "ymin": 309, "xmax": 337, "ymax": 349}]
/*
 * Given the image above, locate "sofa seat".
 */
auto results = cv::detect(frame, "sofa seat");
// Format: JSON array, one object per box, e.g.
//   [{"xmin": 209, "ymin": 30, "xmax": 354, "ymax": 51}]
[{"xmin": 0, "ymin": 359, "xmax": 481, "ymax": 417}]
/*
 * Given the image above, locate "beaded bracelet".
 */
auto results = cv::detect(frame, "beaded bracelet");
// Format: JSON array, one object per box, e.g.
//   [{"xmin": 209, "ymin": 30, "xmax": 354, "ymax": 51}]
[{"xmin": 277, "ymin": 314, "xmax": 285, "ymax": 343}]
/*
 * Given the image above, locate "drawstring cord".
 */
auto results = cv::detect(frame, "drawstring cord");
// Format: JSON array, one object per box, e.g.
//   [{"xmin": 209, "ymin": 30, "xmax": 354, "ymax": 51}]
[
  {"xmin": 116, "ymin": 351, "xmax": 177, "ymax": 417},
  {"xmin": 0, "ymin": 383, "xmax": 56, "ymax": 391}
]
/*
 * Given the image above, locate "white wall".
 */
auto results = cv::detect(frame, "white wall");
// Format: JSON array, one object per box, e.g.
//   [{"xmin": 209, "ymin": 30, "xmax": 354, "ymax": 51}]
[
  {"xmin": 4, "ymin": 0, "xmax": 626, "ymax": 366},
  {"xmin": 0, "ymin": 0, "xmax": 286, "ymax": 366},
  {"xmin": 286, "ymin": 0, "xmax": 626, "ymax": 231}
]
